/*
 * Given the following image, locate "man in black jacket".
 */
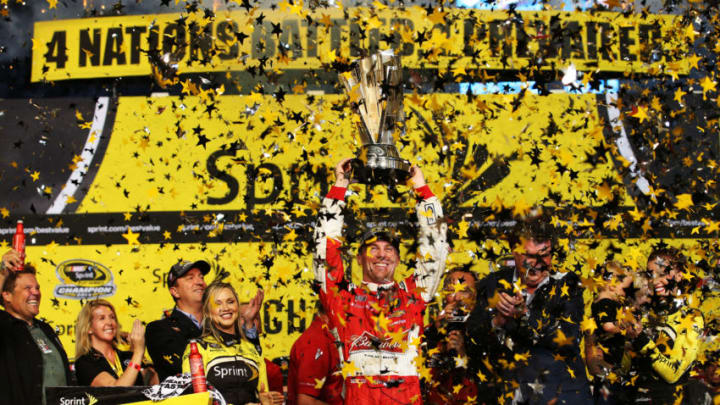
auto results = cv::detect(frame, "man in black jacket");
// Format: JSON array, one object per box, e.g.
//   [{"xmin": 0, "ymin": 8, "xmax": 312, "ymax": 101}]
[
  {"xmin": 466, "ymin": 219, "xmax": 591, "ymax": 404},
  {"xmin": 145, "ymin": 260, "xmax": 210, "ymax": 381},
  {"xmin": 0, "ymin": 249, "xmax": 72, "ymax": 405}
]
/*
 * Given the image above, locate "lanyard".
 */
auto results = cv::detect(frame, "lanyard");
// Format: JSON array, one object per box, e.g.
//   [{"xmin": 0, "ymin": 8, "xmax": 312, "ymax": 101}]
[{"xmin": 108, "ymin": 351, "xmax": 124, "ymax": 377}]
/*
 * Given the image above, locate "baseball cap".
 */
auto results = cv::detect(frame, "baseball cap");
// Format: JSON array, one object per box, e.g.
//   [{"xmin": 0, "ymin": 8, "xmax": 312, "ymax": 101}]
[
  {"xmin": 167, "ymin": 260, "xmax": 210, "ymax": 287},
  {"xmin": 359, "ymin": 227, "xmax": 401, "ymax": 253}
]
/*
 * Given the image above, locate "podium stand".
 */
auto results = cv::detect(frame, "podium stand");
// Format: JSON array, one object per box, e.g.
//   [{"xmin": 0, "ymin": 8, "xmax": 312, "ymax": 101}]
[
  {"xmin": 124, "ymin": 392, "xmax": 211, "ymax": 404},
  {"xmin": 46, "ymin": 386, "xmax": 211, "ymax": 405}
]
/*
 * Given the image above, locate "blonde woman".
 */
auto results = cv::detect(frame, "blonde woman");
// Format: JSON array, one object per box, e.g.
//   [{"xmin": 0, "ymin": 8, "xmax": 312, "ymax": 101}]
[
  {"xmin": 182, "ymin": 281, "xmax": 272, "ymax": 405},
  {"xmin": 631, "ymin": 248, "xmax": 705, "ymax": 404},
  {"xmin": 74, "ymin": 300, "xmax": 158, "ymax": 386}
]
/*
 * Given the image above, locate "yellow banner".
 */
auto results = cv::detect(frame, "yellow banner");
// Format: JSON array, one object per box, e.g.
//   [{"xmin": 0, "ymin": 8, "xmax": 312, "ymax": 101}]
[
  {"xmin": 30, "ymin": 238, "xmax": 720, "ymax": 361},
  {"xmin": 31, "ymin": 8, "xmax": 690, "ymax": 82},
  {"xmin": 8, "ymin": 92, "xmax": 719, "ymax": 363},
  {"xmin": 33, "ymin": 242, "xmax": 318, "ymax": 361},
  {"xmin": 79, "ymin": 93, "xmax": 628, "ymax": 213}
]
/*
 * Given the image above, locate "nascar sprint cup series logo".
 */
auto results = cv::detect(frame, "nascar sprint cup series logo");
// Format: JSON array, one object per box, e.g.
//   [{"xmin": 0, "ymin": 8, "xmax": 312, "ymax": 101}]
[{"xmin": 54, "ymin": 259, "xmax": 116, "ymax": 300}]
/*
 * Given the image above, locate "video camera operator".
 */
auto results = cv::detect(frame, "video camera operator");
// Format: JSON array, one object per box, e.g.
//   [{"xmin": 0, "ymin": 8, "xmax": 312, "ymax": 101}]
[{"xmin": 424, "ymin": 267, "xmax": 480, "ymax": 405}]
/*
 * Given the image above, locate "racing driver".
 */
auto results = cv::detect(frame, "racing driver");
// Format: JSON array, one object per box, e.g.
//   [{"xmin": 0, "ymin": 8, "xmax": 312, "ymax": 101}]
[{"xmin": 313, "ymin": 158, "xmax": 448, "ymax": 404}]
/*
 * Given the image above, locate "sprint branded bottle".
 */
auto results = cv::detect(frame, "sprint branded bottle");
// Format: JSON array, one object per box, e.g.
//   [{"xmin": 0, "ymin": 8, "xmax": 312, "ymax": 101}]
[
  {"xmin": 188, "ymin": 340, "xmax": 208, "ymax": 393},
  {"xmin": 12, "ymin": 220, "xmax": 25, "ymax": 270}
]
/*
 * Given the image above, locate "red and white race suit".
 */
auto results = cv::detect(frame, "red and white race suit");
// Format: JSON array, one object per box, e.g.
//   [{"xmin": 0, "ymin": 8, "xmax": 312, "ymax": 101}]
[{"xmin": 313, "ymin": 185, "xmax": 448, "ymax": 405}]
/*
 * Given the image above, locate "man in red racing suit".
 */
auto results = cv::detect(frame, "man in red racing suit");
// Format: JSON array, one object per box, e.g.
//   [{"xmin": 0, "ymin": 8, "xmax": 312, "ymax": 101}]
[{"xmin": 313, "ymin": 158, "xmax": 448, "ymax": 405}]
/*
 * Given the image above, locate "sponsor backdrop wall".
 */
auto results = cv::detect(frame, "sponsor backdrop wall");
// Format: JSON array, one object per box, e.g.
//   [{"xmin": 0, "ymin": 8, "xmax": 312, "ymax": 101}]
[
  {"xmin": 4, "ymin": 91, "xmax": 718, "ymax": 361},
  {"xmin": 1, "ymin": 6, "xmax": 719, "ymax": 364}
]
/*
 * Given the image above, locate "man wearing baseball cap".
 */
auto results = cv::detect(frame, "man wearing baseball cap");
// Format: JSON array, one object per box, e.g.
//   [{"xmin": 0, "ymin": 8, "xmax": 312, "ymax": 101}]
[
  {"xmin": 145, "ymin": 260, "xmax": 210, "ymax": 381},
  {"xmin": 314, "ymin": 158, "xmax": 449, "ymax": 404}
]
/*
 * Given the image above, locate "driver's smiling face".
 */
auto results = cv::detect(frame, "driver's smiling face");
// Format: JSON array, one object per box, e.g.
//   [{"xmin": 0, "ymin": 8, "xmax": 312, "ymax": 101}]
[
  {"xmin": 513, "ymin": 239, "xmax": 552, "ymax": 288},
  {"xmin": 358, "ymin": 240, "xmax": 399, "ymax": 284}
]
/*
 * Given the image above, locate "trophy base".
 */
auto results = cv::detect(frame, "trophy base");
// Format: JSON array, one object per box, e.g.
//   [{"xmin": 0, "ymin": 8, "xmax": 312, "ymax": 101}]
[{"xmin": 351, "ymin": 157, "xmax": 411, "ymax": 185}]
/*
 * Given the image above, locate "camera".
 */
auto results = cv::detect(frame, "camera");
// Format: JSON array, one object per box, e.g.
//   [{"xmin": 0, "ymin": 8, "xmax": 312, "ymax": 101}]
[{"xmin": 445, "ymin": 309, "xmax": 470, "ymax": 333}]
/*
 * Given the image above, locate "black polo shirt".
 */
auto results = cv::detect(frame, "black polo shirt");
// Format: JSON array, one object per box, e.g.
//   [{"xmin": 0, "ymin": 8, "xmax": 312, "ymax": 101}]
[{"xmin": 75, "ymin": 347, "xmax": 146, "ymax": 386}]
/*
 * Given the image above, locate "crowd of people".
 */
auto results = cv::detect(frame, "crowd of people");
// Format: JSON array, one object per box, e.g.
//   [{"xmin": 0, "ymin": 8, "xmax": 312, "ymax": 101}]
[{"xmin": 0, "ymin": 158, "xmax": 717, "ymax": 405}]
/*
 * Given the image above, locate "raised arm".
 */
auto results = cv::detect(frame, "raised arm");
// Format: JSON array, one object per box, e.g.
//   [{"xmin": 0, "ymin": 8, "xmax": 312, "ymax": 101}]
[
  {"xmin": 409, "ymin": 165, "xmax": 448, "ymax": 303},
  {"xmin": 313, "ymin": 159, "xmax": 352, "ymax": 321}
]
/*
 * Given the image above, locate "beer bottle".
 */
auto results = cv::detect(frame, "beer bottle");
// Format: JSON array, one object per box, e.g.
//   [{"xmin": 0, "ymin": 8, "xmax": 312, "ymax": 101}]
[
  {"xmin": 188, "ymin": 340, "xmax": 207, "ymax": 393},
  {"xmin": 12, "ymin": 220, "xmax": 25, "ymax": 271}
]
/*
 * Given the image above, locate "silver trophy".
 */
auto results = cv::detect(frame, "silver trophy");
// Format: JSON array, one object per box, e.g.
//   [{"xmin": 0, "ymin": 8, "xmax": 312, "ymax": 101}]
[{"xmin": 339, "ymin": 50, "xmax": 411, "ymax": 185}]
